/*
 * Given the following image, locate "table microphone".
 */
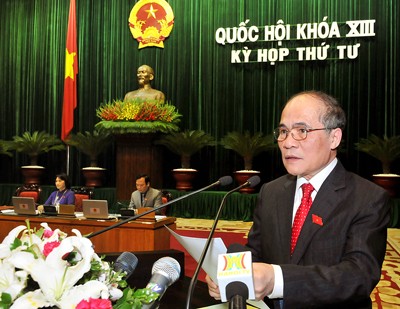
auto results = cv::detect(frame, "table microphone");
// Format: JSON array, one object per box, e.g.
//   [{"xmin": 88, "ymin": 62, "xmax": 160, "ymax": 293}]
[
  {"xmin": 87, "ymin": 176, "xmax": 233, "ymax": 239},
  {"xmin": 142, "ymin": 256, "xmax": 181, "ymax": 309},
  {"xmin": 185, "ymin": 175, "xmax": 260, "ymax": 309},
  {"xmin": 114, "ymin": 251, "xmax": 138, "ymax": 280}
]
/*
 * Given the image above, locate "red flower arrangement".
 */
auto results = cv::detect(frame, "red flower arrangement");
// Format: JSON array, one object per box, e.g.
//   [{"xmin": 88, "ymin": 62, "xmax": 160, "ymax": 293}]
[{"xmin": 95, "ymin": 99, "xmax": 181, "ymax": 134}]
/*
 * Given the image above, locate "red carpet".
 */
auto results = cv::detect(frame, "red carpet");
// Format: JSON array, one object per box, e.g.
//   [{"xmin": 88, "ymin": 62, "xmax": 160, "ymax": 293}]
[
  {"xmin": 169, "ymin": 229, "xmax": 248, "ymax": 282},
  {"xmin": 371, "ymin": 229, "xmax": 400, "ymax": 308}
]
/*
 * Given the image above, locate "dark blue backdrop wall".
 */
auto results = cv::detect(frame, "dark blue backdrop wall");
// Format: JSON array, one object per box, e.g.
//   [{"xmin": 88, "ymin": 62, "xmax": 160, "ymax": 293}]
[{"xmin": 0, "ymin": 0, "xmax": 399, "ymax": 189}]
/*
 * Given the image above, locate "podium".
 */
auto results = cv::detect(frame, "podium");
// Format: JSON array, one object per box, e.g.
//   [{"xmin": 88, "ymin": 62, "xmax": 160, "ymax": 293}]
[{"xmin": 115, "ymin": 133, "xmax": 164, "ymax": 200}]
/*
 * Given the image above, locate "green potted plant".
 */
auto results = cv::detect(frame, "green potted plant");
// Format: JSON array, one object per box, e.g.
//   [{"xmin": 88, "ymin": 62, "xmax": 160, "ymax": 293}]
[
  {"xmin": 65, "ymin": 130, "xmax": 113, "ymax": 187},
  {"xmin": 0, "ymin": 140, "xmax": 13, "ymax": 157},
  {"xmin": 220, "ymin": 131, "xmax": 275, "ymax": 192},
  {"xmin": 355, "ymin": 134, "xmax": 400, "ymax": 197},
  {"xmin": 7, "ymin": 131, "xmax": 65, "ymax": 184},
  {"xmin": 155, "ymin": 130, "xmax": 215, "ymax": 190},
  {"xmin": 0, "ymin": 140, "xmax": 13, "ymax": 178}
]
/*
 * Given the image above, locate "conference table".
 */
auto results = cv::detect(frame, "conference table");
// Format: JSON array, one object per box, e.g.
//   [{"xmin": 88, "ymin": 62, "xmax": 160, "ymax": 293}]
[{"xmin": 0, "ymin": 212, "xmax": 176, "ymax": 252}]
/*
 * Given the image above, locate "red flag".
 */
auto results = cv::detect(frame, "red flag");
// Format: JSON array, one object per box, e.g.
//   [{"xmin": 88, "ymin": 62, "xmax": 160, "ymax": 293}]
[{"xmin": 61, "ymin": 0, "xmax": 78, "ymax": 141}]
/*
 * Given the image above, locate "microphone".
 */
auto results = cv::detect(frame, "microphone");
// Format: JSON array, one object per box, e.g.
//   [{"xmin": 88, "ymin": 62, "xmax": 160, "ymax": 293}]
[
  {"xmin": 226, "ymin": 282, "xmax": 249, "ymax": 309},
  {"xmin": 227, "ymin": 243, "xmax": 249, "ymax": 253},
  {"xmin": 185, "ymin": 175, "xmax": 260, "ymax": 309},
  {"xmin": 217, "ymin": 244, "xmax": 255, "ymax": 309},
  {"xmin": 87, "ymin": 176, "xmax": 233, "ymax": 239},
  {"xmin": 115, "ymin": 201, "xmax": 125, "ymax": 208},
  {"xmin": 114, "ymin": 251, "xmax": 138, "ymax": 280},
  {"xmin": 142, "ymin": 256, "xmax": 181, "ymax": 309}
]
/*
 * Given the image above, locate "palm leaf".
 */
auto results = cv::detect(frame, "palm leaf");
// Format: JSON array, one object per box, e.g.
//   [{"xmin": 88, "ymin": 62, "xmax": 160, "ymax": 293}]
[
  {"xmin": 156, "ymin": 130, "xmax": 215, "ymax": 168},
  {"xmin": 156, "ymin": 130, "xmax": 215, "ymax": 156},
  {"xmin": 8, "ymin": 131, "xmax": 64, "ymax": 165},
  {"xmin": 355, "ymin": 134, "xmax": 400, "ymax": 173},
  {"xmin": 220, "ymin": 131, "xmax": 275, "ymax": 156},
  {"xmin": 65, "ymin": 130, "xmax": 113, "ymax": 167},
  {"xmin": 220, "ymin": 131, "xmax": 276, "ymax": 170},
  {"xmin": 0, "ymin": 140, "xmax": 13, "ymax": 157}
]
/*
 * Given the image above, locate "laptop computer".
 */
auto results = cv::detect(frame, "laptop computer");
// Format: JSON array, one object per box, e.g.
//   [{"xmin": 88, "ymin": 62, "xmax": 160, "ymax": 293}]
[
  {"xmin": 12, "ymin": 196, "xmax": 38, "ymax": 215},
  {"xmin": 82, "ymin": 199, "xmax": 112, "ymax": 219}
]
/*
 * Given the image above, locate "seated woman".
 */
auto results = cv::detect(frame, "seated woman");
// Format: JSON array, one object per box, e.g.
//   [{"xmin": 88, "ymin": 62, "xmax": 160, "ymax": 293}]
[{"xmin": 44, "ymin": 173, "xmax": 75, "ymax": 207}]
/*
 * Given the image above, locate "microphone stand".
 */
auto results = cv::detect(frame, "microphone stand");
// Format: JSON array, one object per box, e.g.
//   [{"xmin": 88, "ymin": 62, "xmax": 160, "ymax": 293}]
[
  {"xmin": 185, "ymin": 176, "xmax": 260, "ymax": 309},
  {"xmin": 87, "ymin": 177, "xmax": 232, "ymax": 239}
]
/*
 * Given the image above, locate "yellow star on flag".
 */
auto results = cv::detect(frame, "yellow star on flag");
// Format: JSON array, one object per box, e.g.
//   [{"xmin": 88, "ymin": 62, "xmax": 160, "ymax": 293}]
[
  {"xmin": 65, "ymin": 48, "xmax": 76, "ymax": 80},
  {"xmin": 145, "ymin": 4, "xmax": 158, "ymax": 19}
]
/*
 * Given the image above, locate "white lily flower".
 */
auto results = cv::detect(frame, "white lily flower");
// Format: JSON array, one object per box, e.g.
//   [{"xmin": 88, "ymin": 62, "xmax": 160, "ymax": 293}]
[
  {"xmin": 0, "ymin": 226, "xmax": 27, "ymax": 259},
  {"xmin": 1, "ymin": 225, "xmax": 27, "ymax": 246},
  {"xmin": 1, "ymin": 222, "xmax": 126, "ymax": 308},
  {"xmin": 40, "ymin": 222, "xmax": 50, "ymax": 230},
  {"xmin": 0, "ymin": 244, "xmax": 12, "ymax": 260},
  {"xmin": 10, "ymin": 235, "xmax": 95, "ymax": 305},
  {"xmin": 109, "ymin": 285, "xmax": 123, "ymax": 301},
  {"xmin": 57, "ymin": 280, "xmax": 110, "ymax": 308},
  {"xmin": 10, "ymin": 289, "xmax": 52, "ymax": 309},
  {"xmin": 12, "ymin": 280, "xmax": 110, "ymax": 309},
  {"xmin": 71, "ymin": 228, "xmax": 83, "ymax": 237},
  {"xmin": 0, "ymin": 260, "xmax": 27, "ymax": 300},
  {"xmin": 18, "ymin": 232, "xmax": 43, "ymax": 258}
]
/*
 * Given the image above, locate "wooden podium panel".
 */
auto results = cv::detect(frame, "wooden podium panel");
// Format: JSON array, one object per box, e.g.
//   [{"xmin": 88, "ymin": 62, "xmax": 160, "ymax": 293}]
[
  {"xmin": 115, "ymin": 133, "xmax": 164, "ymax": 201},
  {"xmin": 0, "ymin": 214, "xmax": 176, "ymax": 252}
]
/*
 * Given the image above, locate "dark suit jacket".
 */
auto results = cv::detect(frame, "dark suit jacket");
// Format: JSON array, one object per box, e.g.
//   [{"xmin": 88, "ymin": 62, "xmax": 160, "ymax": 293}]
[
  {"xmin": 128, "ymin": 187, "xmax": 163, "ymax": 214},
  {"xmin": 246, "ymin": 161, "xmax": 390, "ymax": 309}
]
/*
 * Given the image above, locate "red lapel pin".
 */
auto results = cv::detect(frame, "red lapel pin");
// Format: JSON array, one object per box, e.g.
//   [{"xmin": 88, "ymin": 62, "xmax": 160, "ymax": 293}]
[{"xmin": 312, "ymin": 214, "xmax": 323, "ymax": 226}]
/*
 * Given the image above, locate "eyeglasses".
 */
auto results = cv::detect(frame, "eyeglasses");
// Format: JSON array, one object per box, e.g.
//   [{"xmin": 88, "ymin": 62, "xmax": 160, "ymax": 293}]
[{"xmin": 273, "ymin": 126, "xmax": 331, "ymax": 142}]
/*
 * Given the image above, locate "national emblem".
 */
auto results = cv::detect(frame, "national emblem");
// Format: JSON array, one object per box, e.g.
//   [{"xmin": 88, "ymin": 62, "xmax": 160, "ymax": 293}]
[{"xmin": 128, "ymin": 0, "xmax": 175, "ymax": 49}]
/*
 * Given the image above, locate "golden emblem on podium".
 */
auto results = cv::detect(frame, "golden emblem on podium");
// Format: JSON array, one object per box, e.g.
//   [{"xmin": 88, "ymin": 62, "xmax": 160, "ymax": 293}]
[{"xmin": 129, "ymin": 0, "xmax": 174, "ymax": 49}]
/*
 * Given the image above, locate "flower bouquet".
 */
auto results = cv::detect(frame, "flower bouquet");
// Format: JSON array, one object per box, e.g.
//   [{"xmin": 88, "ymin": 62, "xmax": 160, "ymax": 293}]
[
  {"xmin": 0, "ymin": 220, "xmax": 158, "ymax": 309},
  {"xmin": 95, "ymin": 99, "xmax": 182, "ymax": 134}
]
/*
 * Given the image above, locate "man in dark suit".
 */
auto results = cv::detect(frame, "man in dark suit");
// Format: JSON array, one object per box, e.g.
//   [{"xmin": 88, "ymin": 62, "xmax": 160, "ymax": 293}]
[
  {"xmin": 128, "ymin": 174, "xmax": 163, "ymax": 215},
  {"xmin": 207, "ymin": 91, "xmax": 390, "ymax": 308}
]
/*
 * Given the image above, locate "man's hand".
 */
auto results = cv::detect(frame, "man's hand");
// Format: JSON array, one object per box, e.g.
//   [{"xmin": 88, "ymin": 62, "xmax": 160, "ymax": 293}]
[
  {"xmin": 253, "ymin": 263, "xmax": 275, "ymax": 300},
  {"xmin": 206, "ymin": 263, "xmax": 275, "ymax": 301},
  {"xmin": 205, "ymin": 274, "xmax": 221, "ymax": 300}
]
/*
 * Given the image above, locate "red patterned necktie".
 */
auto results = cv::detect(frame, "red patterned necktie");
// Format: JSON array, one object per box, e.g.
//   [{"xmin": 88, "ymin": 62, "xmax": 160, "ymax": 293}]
[{"xmin": 291, "ymin": 183, "xmax": 314, "ymax": 255}]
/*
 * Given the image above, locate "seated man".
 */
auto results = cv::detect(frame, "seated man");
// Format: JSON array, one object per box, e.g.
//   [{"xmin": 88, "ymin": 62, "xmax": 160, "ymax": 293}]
[
  {"xmin": 129, "ymin": 174, "xmax": 163, "ymax": 215},
  {"xmin": 124, "ymin": 64, "xmax": 165, "ymax": 102}
]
